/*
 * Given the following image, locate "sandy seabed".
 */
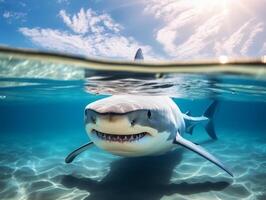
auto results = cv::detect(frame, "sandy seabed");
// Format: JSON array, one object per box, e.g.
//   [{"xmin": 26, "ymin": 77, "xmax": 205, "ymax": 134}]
[{"xmin": 0, "ymin": 131, "xmax": 265, "ymax": 200}]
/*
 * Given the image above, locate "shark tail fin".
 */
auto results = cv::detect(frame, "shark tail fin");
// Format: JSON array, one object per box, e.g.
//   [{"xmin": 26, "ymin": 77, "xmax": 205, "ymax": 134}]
[
  {"xmin": 204, "ymin": 100, "xmax": 219, "ymax": 140},
  {"xmin": 134, "ymin": 48, "xmax": 144, "ymax": 60}
]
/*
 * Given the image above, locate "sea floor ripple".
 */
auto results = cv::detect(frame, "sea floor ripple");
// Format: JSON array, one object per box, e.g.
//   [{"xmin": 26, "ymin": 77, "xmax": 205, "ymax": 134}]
[{"xmin": 0, "ymin": 131, "xmax": 265, "ymax": 200}]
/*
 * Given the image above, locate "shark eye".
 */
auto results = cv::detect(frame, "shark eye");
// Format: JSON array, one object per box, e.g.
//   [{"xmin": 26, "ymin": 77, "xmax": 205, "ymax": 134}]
[
  {"xmin": 91, "ymin": 116, "xmax": 96, "ymax": 124},
  {"xmin": 131, "ymin": 119, "xmax": 136, "ymax": 126},
  {"xmin": 147, "ymin": 110, "xmax": 151, "ymax": 119}
]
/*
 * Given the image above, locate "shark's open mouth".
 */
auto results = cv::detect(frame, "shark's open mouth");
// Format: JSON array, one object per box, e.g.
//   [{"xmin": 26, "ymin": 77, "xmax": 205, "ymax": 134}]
[{"xmin": 91, "ymin": 129, "xmax": 148, "ymax": 142}]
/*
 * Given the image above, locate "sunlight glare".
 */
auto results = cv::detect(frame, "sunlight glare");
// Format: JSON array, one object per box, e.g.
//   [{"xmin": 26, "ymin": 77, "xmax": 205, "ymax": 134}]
[
  {"xmin": 190, "ymin": 0, "xmax": 228, "ymax": 7},
  {"xmin": 219, "ymin": 55, "xmax": 228, "ymax": 64},
  {"xmin": 190, "ymin": 0, "xmax": 229, "ymax": 11}
]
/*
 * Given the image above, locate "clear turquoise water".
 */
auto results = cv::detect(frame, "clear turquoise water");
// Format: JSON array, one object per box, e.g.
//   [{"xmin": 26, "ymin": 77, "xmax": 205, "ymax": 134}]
[
  {"xmin": 0, "ymin": 56, "xmax": 266, "ymax": 200},
  {"xmin": 0, "ymin": 77, "xmax": 266, "ymax": 200}
]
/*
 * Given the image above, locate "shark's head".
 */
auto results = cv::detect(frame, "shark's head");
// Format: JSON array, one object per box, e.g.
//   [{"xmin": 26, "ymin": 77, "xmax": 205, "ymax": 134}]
[{"xmin": 84, "ymin": 96, "xmax": 178, "ymax": 157}]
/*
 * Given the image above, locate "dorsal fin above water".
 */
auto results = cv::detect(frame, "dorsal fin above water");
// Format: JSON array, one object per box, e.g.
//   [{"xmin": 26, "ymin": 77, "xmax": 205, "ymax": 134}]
[{"xmin": 134, "ymin": 48, "xmax": 144, "ymax": 60}]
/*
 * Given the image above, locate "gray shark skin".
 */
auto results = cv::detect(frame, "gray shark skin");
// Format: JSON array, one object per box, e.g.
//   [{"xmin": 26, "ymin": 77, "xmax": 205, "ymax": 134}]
[{"xmin": 65, "ymin": 49, "xmax": 233, "ymax": 177}]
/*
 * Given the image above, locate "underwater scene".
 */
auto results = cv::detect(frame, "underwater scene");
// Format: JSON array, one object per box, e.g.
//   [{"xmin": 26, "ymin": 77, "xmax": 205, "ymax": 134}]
[{"xmin": 0, "ymin": 48, "xmax": 266, "ymax": 200}]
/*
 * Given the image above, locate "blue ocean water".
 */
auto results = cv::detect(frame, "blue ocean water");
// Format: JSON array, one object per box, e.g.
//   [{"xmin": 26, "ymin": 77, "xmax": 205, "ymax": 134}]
[
  {"xmin": 0, "ymin": 48, "xmax": 266, "ymax": 200},
  {"xmin": 0, "ymin": 77, "xmax": 266, "ymax": 200}
]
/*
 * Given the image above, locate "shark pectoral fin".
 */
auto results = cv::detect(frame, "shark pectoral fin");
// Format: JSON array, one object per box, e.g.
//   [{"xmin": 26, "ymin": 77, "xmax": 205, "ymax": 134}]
[
  {"xmin": 65, "ymin": 142, "xmax": 94, "ymax": 164},
  {"xmin": 174, "ymin": 135, "xmax": 233, "ymax": 177}
]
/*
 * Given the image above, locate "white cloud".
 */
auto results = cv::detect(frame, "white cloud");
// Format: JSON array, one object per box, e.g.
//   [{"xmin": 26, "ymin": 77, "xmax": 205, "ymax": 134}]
[
  {"xmin": 3, "ymin": 11, "xmax": 27, "ymax": 22},
  {"xmin": 57, "ymin": 0, "xmax": 69, "ymax": 4},
  {"xmin": 214, "ymin": 20, "xmax": 252, "ymax": 56},
  {"xmin": 260, "ymin": 43, "xmax": 266, "ymax": 55},
  {"xmin": 214, "ymin": 19, "xmax": 264, "ymax": 56},
  {"xmin": 20, "ymin": 2, "xmax": 26, "ymax": 7},
  {"xmin": 19, "ymin": 8, "xmax": 154, "ymax": 59},
  {"xmin": 59, "ymin": 8, "xmax": 121, "ymax": 35},
  {"xmin": 173, "ymin": 13, "xmax": 226, "ymax": 58},
  {"xmin": 3, "ymin": 11, "xmax": 11, "ymax": 18},
  {"xmin": 240, "ymin": 22, "xmax": 264, "ymax": 55},
  {"xmin": 143, "ymin": 0, "xmax": 265, "ymax": 58},
  {"xmin": 59, "ymin": 9, "xmax": 89, "ymax": 34}
]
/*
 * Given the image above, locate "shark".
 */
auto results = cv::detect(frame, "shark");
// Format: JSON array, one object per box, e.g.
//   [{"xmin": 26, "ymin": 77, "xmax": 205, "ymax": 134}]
[{"xmin": 65, "ymin": 49, "xmax": 233, "ymax": 177}]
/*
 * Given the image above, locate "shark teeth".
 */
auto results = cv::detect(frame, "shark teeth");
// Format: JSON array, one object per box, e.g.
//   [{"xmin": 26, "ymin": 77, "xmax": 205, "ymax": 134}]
[{"xmin": 92, "ymin": 129, "xmax": 148, "ymax": 142}]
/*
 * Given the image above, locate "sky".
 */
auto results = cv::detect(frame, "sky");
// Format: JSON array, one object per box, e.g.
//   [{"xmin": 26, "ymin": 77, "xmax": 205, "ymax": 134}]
[{"xmin": 0, "ymin": 0, "xmax": 266, "ymax": 60}]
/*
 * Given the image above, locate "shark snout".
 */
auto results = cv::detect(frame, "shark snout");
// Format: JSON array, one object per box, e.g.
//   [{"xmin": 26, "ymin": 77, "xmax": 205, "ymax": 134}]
[{"xmin": 85, "ymin": 109, "xmax": 126, "ymax": 124}]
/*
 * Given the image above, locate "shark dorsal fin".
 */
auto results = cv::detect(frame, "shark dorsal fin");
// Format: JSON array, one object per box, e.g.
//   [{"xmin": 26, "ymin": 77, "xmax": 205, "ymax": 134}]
[{"xmin": 134, "ymin": 48, "xmax": 144, "ymax": 60}]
